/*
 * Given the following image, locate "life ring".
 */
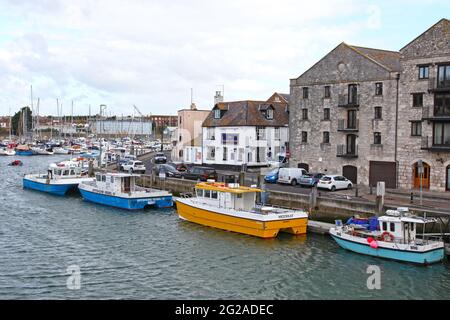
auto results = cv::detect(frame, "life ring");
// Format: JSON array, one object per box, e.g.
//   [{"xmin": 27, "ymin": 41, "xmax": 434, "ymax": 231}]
[{"xmin": 381, "ymin": 232, "xmax": 394, "ymax": 242}]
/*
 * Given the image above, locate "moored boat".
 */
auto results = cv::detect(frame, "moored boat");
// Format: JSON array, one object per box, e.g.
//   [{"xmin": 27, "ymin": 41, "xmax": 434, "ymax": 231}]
[
  {"xmin": 23, "ymin": 163, "xmax": 94, "ymax": 196},
  {"xmin": 176, "ymin": 181, "xmax": 308, "ymax": 238},
  {"xmin": 329, "ymin": 208, "xmax": 445, "ymax": 265},
  {"xmin": 16, "ymin": 145, "xmax": 35, "ymax": 156},
  {"xmin": 78, "ymin": 172, "xmax": 173, "ymax": 210}
]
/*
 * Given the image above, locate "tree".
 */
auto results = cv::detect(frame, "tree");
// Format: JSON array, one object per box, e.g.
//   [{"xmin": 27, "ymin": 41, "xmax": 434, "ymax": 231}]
[{"xmin": 11, "ymin": 106, "xmax": 32, "ymax": 136}]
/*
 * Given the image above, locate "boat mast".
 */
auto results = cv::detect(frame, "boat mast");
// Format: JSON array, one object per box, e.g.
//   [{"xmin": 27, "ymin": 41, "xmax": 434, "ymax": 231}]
[{"xmin": 8, "ymin": 107, "xmax": 12, "ymax": 141}]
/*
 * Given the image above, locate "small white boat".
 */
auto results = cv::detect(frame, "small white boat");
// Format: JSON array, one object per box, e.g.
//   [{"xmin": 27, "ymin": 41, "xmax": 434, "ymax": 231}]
[
  {"xmin": 330, "ymin": 208, "xmax": 445, "ymax": 265},
  {"xmin": 53, "ymin": 147, "xmax": 69, "ymax": 154},
  {"xmin": 23, "ymin": 163, "xmax": 94, "ymax": 196},
  {"xmin": 31, "ymin": 147, "xmax": 54, "ymax": 155},
  {"xmin": 0, "ymin": 148, "xmax": 15, "ymax": 156}
]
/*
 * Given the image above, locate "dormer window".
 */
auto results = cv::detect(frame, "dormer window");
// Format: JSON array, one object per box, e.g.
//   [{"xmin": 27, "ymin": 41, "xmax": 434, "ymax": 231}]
[
  {"xmin": 266, "ymin": 108, "xmax": 274, "ymax": 119},
  {"xmin": 214, "ymin": 109, "xmax": 221, "ymax": 119}
]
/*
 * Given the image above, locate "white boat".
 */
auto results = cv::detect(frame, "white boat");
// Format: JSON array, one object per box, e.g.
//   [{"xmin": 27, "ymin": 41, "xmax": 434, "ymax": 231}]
[
  {"xmin": 31, "ymin": 147, "xmax": 54, "ymax": 155},
  {"xmin": 53, "ymin": 147, "xmax": 69, "ymax": 154},
  {"xmin": 79, "ymin": 172, "xmax": 173, "ymax": 210},
  {"xmin": 23, "ymin": 163, "xmax": 94, "ymax": 196},
  {"xmin": 330, "ymin": 208, "xmax": 445, "ymax": 265},
  {"xmin": 0, "ymin": 148, "xmax": 16, "ymax": 156}
]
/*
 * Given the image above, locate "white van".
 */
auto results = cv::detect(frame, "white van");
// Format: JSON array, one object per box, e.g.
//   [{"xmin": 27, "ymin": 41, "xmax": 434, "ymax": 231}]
[{"xmin": 277, "ymin": 168, "xmax": 308, "ymax": 186}]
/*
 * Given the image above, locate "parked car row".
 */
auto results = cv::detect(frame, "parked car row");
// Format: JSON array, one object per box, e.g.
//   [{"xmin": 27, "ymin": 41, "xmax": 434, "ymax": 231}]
[{"xmin": 264, "ymin": 167, "xmax": 353, "ymax": 191}]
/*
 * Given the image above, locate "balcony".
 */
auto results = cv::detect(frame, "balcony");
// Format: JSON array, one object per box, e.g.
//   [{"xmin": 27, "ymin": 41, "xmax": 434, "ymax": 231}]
[
  {"xmin": 338, "ymin": 119, "xmax": 359, "ymax": 132},
  {"xmin": 421, "ymin": 136, "xmax": 450, "ymax": 152},
  {"xmin": 337, "ymin": 144, "xmax": 358, "ymax": 158},
  {"xmin": 429, "ymin": 77, "xmax": 450, "ymax": 93},
  {"xmin": 422, "ymin": 106, "xmax": 450, "ymax": 121},
  {"xmin": 338, "ymin": 94, "xmax": 360, "ymax": 108}
]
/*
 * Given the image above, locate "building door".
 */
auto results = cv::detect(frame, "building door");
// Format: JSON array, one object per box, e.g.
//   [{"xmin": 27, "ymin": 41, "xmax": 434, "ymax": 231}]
[
  {"xmin": 446, "ymin": 165, "xmax": 450, "ymax": 191},
  {"xmin": 348, "ymin": 110, "xmax": 357, "ymax": 129},
  {"xmin": 348, "ymin": 84, "xmax": 358, "ymax": 104},
  {"xmin": 298, "ymin": 163, "xmax": 309, "ymax": 172},
  {"xmin": 413, "ymin": 162, "xmax": 430, "ymax": 189},
  {"xmin": 343, "ymin": 165, "xmax": 357, "ymax": 184},
  {"xmin": 369, "ymin": 161, "xmax": 397, "ymax": 188}
]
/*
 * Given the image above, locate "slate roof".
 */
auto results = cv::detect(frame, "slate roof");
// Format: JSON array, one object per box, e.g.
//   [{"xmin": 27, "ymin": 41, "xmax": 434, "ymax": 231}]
[
  {"xmin": 347, "ymin": 44, "xmax": 401, "ymax": 72},
  {"xmin": 202, "ymin": 100, "xmax": 289, "ymax": 127}
]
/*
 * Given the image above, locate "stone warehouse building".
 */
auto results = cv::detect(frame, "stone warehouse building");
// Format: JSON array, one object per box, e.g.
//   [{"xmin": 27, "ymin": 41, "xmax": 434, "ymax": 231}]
[
  {"xmin": 289, "ymin": 18, "xmax": 450, "ymax": 191},
  {"xmin": 397, "ymin": 19, "xmax": 450, "ymax": 191},
  {"xmin": 289, "ymin": 43, "xmax": 401, "ymax": 187}
]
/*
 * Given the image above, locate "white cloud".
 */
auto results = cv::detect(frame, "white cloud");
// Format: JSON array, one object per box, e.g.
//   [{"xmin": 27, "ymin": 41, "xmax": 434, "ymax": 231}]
[{"xmin": 0, "ymin": 0, "xmax": 387, "ymax": 115}]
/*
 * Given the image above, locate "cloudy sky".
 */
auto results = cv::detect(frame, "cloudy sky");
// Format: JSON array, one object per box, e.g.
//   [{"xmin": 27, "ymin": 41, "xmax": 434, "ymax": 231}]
[{"xmin": 0, "ymin": 0, "xmax": 448, "ymax": 116}]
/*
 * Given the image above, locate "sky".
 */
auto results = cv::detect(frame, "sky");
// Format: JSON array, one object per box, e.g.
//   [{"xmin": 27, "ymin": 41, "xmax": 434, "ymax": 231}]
[{"xmin": 0, "ymin": 0, "xmax": 449, "ymax": 116}]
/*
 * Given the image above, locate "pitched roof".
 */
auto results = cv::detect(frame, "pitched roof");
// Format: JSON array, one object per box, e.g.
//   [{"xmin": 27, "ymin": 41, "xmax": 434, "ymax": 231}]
[
  {"xmin": 348, "ymin": 45, "xmax": 401, "ymax": 72},
  {"xmin": 202, "ymin": 100, "xmax": 289, "ymax": 127},
  {"xmin": 400, "ymin": 18, "xmax": 450, "ymax": 52}
]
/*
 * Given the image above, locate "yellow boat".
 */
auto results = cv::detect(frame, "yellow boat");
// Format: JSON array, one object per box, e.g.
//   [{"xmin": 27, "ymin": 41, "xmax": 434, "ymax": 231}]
[{"xmin": 176, "ymin": 181, "xmax": 308, "ymax": 238}]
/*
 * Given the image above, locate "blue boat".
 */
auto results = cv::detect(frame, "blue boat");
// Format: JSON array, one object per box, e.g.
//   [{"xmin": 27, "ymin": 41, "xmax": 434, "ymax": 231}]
[
  {"xmin": 330, "ymin": 208, "xmax": 445, "ymax": 265},
  {"xmin": 78, "ymin": 173, "xmax": 173, "ymax": 210},
  {"xmin": 23, "ymin": 163, "xmax": 94, "ymax": 196},
  {"xmin": 16, "ymin": 150, "xmax": 35, "ymax": 156}
]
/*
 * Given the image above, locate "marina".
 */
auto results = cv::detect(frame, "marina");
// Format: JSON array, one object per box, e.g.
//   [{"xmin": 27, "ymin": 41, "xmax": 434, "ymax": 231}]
[{"xmin": 1, "ymin": 154, "xmax": 450, "ymax": 299}]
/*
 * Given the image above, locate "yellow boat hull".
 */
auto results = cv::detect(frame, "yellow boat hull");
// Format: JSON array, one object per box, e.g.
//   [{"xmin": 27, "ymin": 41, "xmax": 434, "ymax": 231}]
[{"xmin": 176, "ymin": 200, "xmax": 308, "ymax": 238}]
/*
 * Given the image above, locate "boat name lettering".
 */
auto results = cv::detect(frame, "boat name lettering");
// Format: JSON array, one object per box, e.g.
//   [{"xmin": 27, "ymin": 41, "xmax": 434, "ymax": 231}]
[
  {"xmin": 278, "ymin": 214, "xmax": 294, "ymax": 219},
  {"xmin": 410, "ymin": 246, "xmax": 418, "ymax": 250}
]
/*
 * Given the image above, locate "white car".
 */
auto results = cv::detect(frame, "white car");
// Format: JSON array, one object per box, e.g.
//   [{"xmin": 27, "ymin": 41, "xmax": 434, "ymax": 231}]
[
  {"xmin": 121, "ymin": 160, "xmax": 146, "ymax": 173},
  {"xmin": 277, "ymin": 168, "xmax": 307, "ymax": 186},
  {"xmin": 317, "ymin": 175, "xmax": 353, "ymax": 191}
]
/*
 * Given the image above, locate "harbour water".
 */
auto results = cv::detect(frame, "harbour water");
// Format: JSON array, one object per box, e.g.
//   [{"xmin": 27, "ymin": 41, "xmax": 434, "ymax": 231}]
[{"xmin": 1, "ymin": 156, "xmax": 449, "ymax": 299}]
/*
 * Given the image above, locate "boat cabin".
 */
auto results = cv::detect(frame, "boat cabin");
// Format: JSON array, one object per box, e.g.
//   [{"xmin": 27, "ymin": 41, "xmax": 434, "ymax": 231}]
[
  {"xmin": 194, "ymin": 182, "xmax": 261, "ymax": 211},
  {"xmin": 378, "ymin": 208, "xmax": 434, "ymax": 243},
  {"xmin": 94, "ymin": 173, "xmax": 139, "ymax": 194},
  {"xmin": 47, "ymin": 164, "xmax": 85, "ymax": 179}
]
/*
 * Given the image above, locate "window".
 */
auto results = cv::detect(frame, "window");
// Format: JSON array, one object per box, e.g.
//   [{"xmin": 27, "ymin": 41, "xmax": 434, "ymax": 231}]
[
  {"xmin": 375, "ymin": 82, "xmax": 383, "ymax": 96},
  {"xmin": 323, "ymin": 131, "xmax": 330, "ymax": 144},
  {"xmin": 437, "ymin": 65, "xmax": 450, "ymax": 88},
  {"xmin": 212, "ymin": 191, "xmax": 218, "ymax": 199},
  {"xmin": 302, "ymin": 87, "xmax": 309, "ymax": 99},
  {"xmin": 274, "ymin": 127, "xmax": 280, "ymax": 140},
  {"xmin": 390, "ymin": 223, "xmax": 395, "ymax": 232},
  {"xmin": 301, "ymin": 131, "xmax": 308, "ymax": 143},
  {"xmin": 433, "ymin": 123, "xmax": 450, "ymax": 146},
  {"xmin": 382, "ymin": 222, "xmax": 387, "ymax": 231},
  {"xmin": 223, "ymin": 146, "xmax": 227, "ymax": 161},
  {"xmin": 374, "ymin": 107, "xmax": 382, "ymax": 120},
  {"xmin": 207, "ymin": 147, "xmax": 215, "ymax": 160},
  {"xmin": 419, "ymin": 66, "xmax": 429, "ymax": 79},
  {"xmin": 179, "ymin": 135, "xmax": 182, "ymax": 142},
  {"xmin": 214, "ymin": 109, "xmax": 221, "ymax": 119},
  {"xmin": 374, "ymin": 132, "xmax": 381, "ymax": 145},
  {"xmin": 323, "ymin": 108, "xmax": 330, "ymax": 120},
  {"xmin": 102, "ymin": 175, "xmax": 106, "ymax": 182},
  {"xmin": 207, "ymin": 128, "xmax": 215, "ymax": 140},
  {"xmin": 411, "ymin": 121, "xmax": 422, "ymax": 136},
  {"xmin": 324, "ymin": 86, "xmax": 331, "ymax": 98},
  {"xmin": 205, "ymin": 190, "xmax": 211, "ymax": 198},
  {"xmin": 302, "ymin": 108, "xmax": 308, "ymax": 120},
  {"xmin": 412, "ymin": 93, "xmax": 423, "ymax": 108},
  {"xmin": 256, "ymin": 127, "xmax": 266, "ymax": 140},
  {"xmin": 266, "ymin": 108, "xmax": 274, "ymax": 119},
  {"xmin": 110, "ymin": 176, "xmax": 114, "ymax": 183},
  {"xmin": 434, "ymin": 93, "xmax": 450, "ymax": 116}
]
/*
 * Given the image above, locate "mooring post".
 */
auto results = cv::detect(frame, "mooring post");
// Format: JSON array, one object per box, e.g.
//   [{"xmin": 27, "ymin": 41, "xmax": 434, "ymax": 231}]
[{"xmin": 410, "ymin": 192, "xmax": 414, "ymax": 204}]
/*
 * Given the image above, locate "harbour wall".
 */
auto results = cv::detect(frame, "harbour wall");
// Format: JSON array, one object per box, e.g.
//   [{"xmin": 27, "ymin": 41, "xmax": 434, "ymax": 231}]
[{"xmin": 137, "ymin": 176, "xmax": 399, "ymax": 223}]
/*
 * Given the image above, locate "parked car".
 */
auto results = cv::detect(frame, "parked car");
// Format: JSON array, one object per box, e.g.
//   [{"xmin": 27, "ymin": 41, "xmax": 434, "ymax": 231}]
[
  {"xmin": 277, "ymin": 168, "xmax": 308, "ymax": 186},
  {"xmin": 167, "ymin": 162, "xmax": 189, "ymax": 172},
  {"xmin": 264, "ymin": 169, "xmax": 279, "ymax": 183},
  {"xmin": 317, "ymin": 175, "xmax": 353, "ymax": 191},
  {"xmin": 121, "ymin": 160, "xmax": 146, "ymax": 173},
  {"xmin": 154, "ymin": 164, "xmax": 182, "ymax": 178},
  {"xmin": 298, "ymin": 172, "xmax": 325, "ymax": 187},
  {"xmin": 153, "ymin": 152, "xmax": 167, "ymax": 164},
  {"xmin": 183, "ymin": 166, "xmax": 218, "ymax": 181}
]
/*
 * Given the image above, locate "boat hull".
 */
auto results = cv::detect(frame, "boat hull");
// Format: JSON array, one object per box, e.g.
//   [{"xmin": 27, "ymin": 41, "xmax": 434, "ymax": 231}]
[
  {"xmin": 331, "ymin": 234, "xmax": 444, "ymax": 265},
  {"xmin": 23, "ymin": 178, "xmax": 77, "ymax": 196},
  {"xmin": 16, "ymin": 150, "xmax": 34, "ymax": 156},
  {"xmin": 79, "ymin": 188, "xmax": 173, "ymax": 210},
  {"xmin": 176, "ymin": 200, "xmax": 308, "ymax": 238}
]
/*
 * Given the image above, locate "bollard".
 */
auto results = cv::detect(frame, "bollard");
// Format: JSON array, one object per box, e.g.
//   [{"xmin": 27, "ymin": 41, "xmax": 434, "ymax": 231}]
[{"xmin": 410, "ymin": 192, "xmax": 414, "ymax": 204}]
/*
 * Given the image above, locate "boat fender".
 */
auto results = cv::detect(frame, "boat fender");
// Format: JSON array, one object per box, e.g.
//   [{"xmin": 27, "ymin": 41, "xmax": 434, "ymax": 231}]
[{"xmin": 370, "ymin": 241, "xmax": 378, "ymax": 249}]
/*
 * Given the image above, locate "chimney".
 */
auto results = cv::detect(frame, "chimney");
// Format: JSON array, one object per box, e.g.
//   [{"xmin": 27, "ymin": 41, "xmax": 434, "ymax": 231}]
[{"xmin": 214, "ymin": 91, "xmax": 224, "ymax": 105}]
